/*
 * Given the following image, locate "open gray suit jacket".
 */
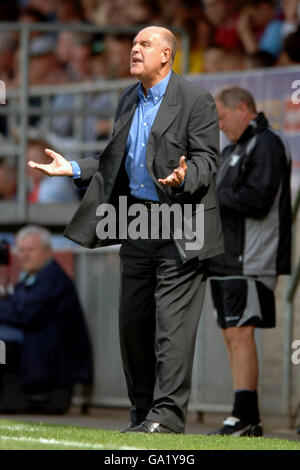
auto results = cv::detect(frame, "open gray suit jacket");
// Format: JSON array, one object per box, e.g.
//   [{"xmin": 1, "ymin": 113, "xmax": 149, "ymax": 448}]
[{"xmin": 64, "ymin": 71, "xmax": 224, "ymax": 263}]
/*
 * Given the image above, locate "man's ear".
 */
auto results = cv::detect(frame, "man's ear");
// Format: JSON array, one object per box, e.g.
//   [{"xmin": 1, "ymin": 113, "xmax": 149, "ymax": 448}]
[
  {"xmin": 237, "ymin": 102, "xmax": 248, "ymax": 115},
  {"xmin": 161, "ymin": 47, "xmax": 171, "ymax": 64}
]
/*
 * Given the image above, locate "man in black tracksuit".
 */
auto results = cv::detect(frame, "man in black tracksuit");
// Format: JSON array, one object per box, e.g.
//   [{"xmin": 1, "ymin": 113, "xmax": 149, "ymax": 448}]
[{"xmin": 209, "ymin": 86, "xmax": 292, "ymax": 436}]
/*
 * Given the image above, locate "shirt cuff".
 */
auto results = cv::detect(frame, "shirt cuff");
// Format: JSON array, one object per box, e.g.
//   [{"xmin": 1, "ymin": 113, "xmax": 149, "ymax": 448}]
[
  {"xmin": 70, "ymin": 161, "xmax": 81, "ymax": 179},
  {"xmin": 172, "ymin": 178, "xmax": 185, "ymax": 193}
]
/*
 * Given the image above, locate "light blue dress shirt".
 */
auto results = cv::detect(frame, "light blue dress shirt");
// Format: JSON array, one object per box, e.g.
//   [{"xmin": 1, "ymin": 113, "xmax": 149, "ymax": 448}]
[
  {"xmin": 71, "ymin": 71, "xmax": 172, "ymax": 202},
  {"xmin": 125, "ymin": 71, "xmax": 171, "ymax": 201}
]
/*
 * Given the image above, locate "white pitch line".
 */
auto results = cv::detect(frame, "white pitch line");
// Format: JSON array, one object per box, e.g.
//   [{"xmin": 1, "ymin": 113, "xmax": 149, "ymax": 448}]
[
  {"xmin": 0, "ymin": 424, "xmax": 39, "ymax": 432},
  {"xmin": 0, "ymin": 434, "xmax": 106, "ymax": 449},
  {"xmin": 0, "ymin": 432, "xmax": 143, "ymax": 450}
]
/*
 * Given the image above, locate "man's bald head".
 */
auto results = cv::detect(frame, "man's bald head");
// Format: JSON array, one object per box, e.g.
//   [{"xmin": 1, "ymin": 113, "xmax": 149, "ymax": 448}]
[
  {"xmin": 138, "ymin": 26, "xmax": 177, "ymax": 65},
  {"xmin": 130, "ymin": 26, "xmax": 177, "ymax": 89}
]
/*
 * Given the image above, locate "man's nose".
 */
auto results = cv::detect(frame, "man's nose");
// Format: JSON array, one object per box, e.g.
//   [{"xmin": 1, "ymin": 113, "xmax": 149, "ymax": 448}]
[{"xmin": 132, "ymin": 43, "xmax": 140, "ymax": 53}]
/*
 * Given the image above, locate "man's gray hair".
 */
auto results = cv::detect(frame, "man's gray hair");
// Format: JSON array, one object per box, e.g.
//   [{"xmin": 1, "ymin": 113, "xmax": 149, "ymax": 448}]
[
  {"xmin": 215, "ymin": 86, "xmax": 257, "ymax": 113},
  {"xmin": 16, "ymin": 225, "xmax": 52, "ymax": 248},
  {"xmin": 161, "ymin": 28, "xmax": 177, "ymax": 65},
  {"xmin": 165, "ymin": 31, "xmax": 177, "ymax": 65}
]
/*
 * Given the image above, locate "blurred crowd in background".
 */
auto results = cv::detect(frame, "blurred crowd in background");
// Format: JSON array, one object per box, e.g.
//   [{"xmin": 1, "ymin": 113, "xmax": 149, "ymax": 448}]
[
  {"xmin": 0, "ymin": 0, "xmax": 299, "ymax": 203},
  {"xmin": 0, "ymin": 0, "xmax": 299, "ymax": 85}
]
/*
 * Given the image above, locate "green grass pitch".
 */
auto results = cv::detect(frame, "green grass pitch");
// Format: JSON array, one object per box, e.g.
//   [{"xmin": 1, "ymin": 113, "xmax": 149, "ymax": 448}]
[{"xmin": 0, "ymin": 418, "xmax": 300, "ymax": 450}]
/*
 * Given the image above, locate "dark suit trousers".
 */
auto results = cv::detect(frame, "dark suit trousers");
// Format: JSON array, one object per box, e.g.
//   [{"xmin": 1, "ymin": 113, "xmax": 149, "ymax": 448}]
[{"xmin": 119, "ymin": 210, "xmax": 208, "ymax": 433}]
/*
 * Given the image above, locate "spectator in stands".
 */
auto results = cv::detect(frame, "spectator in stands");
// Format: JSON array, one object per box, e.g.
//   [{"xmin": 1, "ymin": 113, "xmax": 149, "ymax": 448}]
[
  {"xmin": 202, "ymin": 0, "xmax": 243, "ymax": 51},
  {"xmin": 18, "ymin": 6, "xmax": 49, "ymax": 41},
  {"xmin": 277, "ymin": 26, "xmax": 300, "ymax": 64},
  {"xmin": 0, "ymin": 33, "xmax": 17, "ymax": 135},
  {"xmin": 236, "ymin": 0, "xmax": 283, "ymax": 58},
  {"xmin": 28, "ymin": 35, "xmax": 69, "ymax": 86},
  {"xmin": 203, "ymin": 46, "xmax": 228, "ymax": 72},
  {"xmin": 12, "ymin": 34, "xmax": 68, "ymax": 87},
  {"xmin": 55, "ymin": 0, "xmax": 85, "ymax": 23},
  {"xmin": 0, "ymin": 225, "xmax": 93, "ymax": 397},
  {"xmin": 0, "ymin": 33, "xmax": 18, "ymax": 84},
  {"xmin": 172, "ymin": 8, "xmax": 215, "ymax": 74},
  {"xmin": 68, "ymin": 33, "xmax": 97, "ymax": 81},
  {"xmin": 203, "ymin": 46, "xmax": 245, "ymax": 73},
  {"xmin": 80, "ymin": 0, "xmax": 103, "ymax": 24},
  {"xmin": 85, "ymin": 0, "xmax": 111, "ymax": 26},
  {"xmin": 91, "ymin": 40, "xmax": 109, "ymax": 79},
  {"xmin": 26, "ymin": 137, "xmax": 80, "ymax": 203},
  {"xmin": 55, "ymin": 31, "xmax": 78, "ymax": 80},
  {"xmin": 0, "ymin": 159, "xmax": 17, "ymax": 201},
  {"xmin": 104, "ymin": 34, "xmax": 133, "ymax": 79},
  {"xmin": 156, "ymin": 1, "xmax": 176, "ymax": 24},
  {"xmin": 9, "ymin": 35, "xmax": 69, "ymax": 130},
  {"xmin": 221, "ymin": 49, "xmax": 245, "ymax": 71},
  {"xmin": 281, "ymin": 0, "xmax": 300, "ymax": 39},
  {"xmin": 25, "ymin": 0, "xmax": 58, "ymax": 21},
  {"xmin": 124, "ymin": 0, "xmax": 163, "ymax": 25},
  {"xmin": 51, "ymin": 32, "xmax": 113, "ymax": 144},
  {"xmin": 50, "ymin": 75, "xmax": 112, "ymax": 145},
  {"xmin": 244, "ymin": 50, "xmax": 276, "ymax": 68},
  {"xmin": 55, "ymin": 31, "xmax": 106, "ymax": 82},
  {"xmin": 19, "ymin": 5, "xmax": 48, "ymax": 23},
  {"xmin": 100, "ymin": 0, "xmax": 142, "ymax": 26},
  {"xmin": 208, "ymin": 86, "xmax": 292, "ymax": 437}
]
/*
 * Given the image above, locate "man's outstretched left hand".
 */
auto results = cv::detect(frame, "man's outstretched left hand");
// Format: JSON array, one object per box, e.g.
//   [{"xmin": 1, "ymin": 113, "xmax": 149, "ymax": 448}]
[{"xmin": 158, "ymin": 156, "xmax": 187, "ymax": 187}]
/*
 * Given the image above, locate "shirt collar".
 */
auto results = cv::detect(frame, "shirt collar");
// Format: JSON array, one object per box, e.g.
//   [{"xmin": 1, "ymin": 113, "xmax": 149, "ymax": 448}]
[
  {"xmin": 137, "ymin": 70, "xmax": 171, "ymax": 103},
  {"xmin": 18, "ymin": 258, "xmax": 53, "ymax": 286},
  {"xmin": 19, "ymin": 271, "xmax": 37, "ymax": 286}
]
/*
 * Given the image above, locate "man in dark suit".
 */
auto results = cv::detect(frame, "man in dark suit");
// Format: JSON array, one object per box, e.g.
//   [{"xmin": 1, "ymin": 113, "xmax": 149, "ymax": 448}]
[
  {"xmin": 28, "ymin": 26, "xmax": 223, "ymax": 433},
  {"xmin": 0, "ymin": 225, "xmax": 93, "ymax": 399}
]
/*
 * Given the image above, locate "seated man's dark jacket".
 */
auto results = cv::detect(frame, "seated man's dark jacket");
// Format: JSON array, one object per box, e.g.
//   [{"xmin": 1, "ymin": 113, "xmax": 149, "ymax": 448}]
[{"xmin": 0, "ymin": 259, "xmax": 93, "ymax": 390}]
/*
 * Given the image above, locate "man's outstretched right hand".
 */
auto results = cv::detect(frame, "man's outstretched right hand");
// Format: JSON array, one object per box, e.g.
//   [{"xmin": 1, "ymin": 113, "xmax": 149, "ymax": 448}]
[{"xmin": 27, "ymin": 148, "xmax": 73, "ymax": 177}]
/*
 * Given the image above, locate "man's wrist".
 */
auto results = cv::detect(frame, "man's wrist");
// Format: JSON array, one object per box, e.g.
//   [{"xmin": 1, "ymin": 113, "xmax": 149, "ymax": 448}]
[
  {"xmin": 70, "ymin": 161, "xmax": 81, "ymax": 179},
  {"xmin": 173, "ymin": 178, "xmax": 185, "ymax": 193}
]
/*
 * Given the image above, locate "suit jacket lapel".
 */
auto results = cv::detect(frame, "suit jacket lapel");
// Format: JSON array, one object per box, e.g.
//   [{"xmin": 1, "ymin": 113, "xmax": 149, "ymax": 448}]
[
  {"xmin": 146, "ymin": 72, "xmax": 182, "ymax": 177},
  {"xmin": 111, "ymin": 91, "xmax": 139, "ymax": 145},
  {"xmin": 107, "ymin": 74, "xmax": 181, "ymax": 184}
]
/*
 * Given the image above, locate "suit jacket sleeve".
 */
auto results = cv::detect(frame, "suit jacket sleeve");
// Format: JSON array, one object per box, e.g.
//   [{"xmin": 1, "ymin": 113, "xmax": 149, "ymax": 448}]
[
  {"xmin": 72, "ymin": 85, "xmax": 134, "ymax": 189},
  {"xmin": 183, "ymin": 93, "xmax": 220, "ymax": 195},
  {"xmin": 72, "ymin": 156, "xmax": 99, "ymax": 188}
]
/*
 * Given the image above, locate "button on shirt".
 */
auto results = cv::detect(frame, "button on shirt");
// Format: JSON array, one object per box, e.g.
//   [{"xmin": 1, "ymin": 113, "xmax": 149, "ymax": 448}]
[{"xmin": 125, "ymin": 71, "xmax": 171, "ymax": 202}]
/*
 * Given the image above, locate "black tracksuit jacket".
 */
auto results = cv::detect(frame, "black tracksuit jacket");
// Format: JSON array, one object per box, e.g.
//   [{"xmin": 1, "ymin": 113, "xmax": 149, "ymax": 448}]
[{"xmin": 210, "ymin": 112, "xmax": 292, "ymax": 277}]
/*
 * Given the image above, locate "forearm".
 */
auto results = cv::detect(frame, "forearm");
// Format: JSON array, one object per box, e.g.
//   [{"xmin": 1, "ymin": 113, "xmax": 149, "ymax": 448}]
[
  {"xmin": 0, "ymin": 297, "xmax": 16, "ymax": 325},
  {"xmin": 238, "ymin": 28, "xmax": 258, "ymax": 54},
  {"xmin": 0, "ymin": 295, "xmax": 56, "ymax": 329},
  {"xmin": 218, "ymin": 186, "xmax": 276, "ymax": 219}
]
